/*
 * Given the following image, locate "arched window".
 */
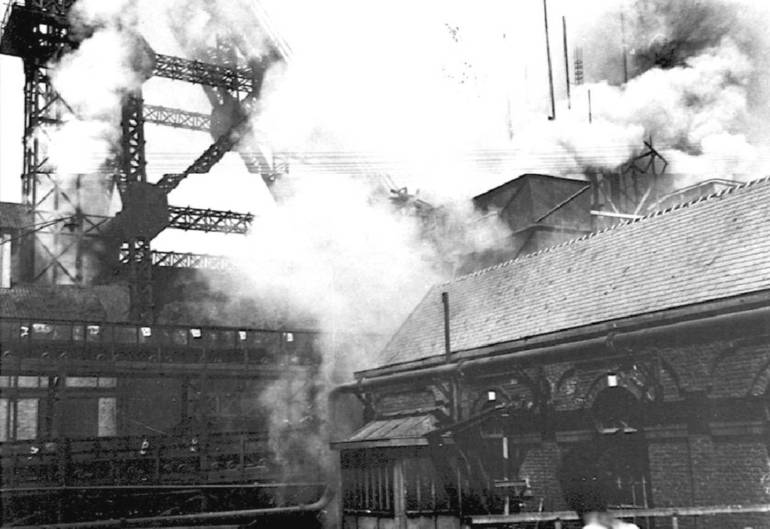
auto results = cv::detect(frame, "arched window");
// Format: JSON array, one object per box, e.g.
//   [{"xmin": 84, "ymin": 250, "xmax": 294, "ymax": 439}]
[
  {"xmin": 591, "ymin": 386, "xmax": 650, "ymax": 509},
  {"xmin": 591, "ymin": 385, "xmax": 643, "ymax": 434}
]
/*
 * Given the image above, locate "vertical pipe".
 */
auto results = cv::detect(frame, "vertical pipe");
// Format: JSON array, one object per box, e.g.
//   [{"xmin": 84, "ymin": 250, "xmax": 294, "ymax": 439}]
[
  {"xmin": 588, "ymin": 89, "xmax": 593, "ymax": 124},
  {"xmin": 442, "ymin": 291, "xmax": 458, "ymax": 421},
  {"xmin": 502, "ymin": 436, "xmax": 510, "ymax": 515},
  {"xmin": 441, "ymin": 292, "xmax": 451, "ymax": 359},
  {"xmin": 542, "ymin": 0, "xmax": 556, "ymax": 120},
  {"xmin": 562, "ymin": 16, "xmax": 571, "ymax": 109},
  {"xmin": 393, "ymin": 460, "xmax": 407, "ymax": 529}
]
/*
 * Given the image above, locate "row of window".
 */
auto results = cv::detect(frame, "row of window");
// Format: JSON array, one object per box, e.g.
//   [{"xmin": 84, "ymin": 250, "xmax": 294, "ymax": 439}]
[
  {"xmin": 0, "ymin": 376, "xmax": 116, "ymax": 389},
  {"xmin": 0, "ymin": 376, "xmax": 118, "ymax": 442},
  {"xmin": 3, "ymin": 321, "xmax": 311, "ymax": 349}
]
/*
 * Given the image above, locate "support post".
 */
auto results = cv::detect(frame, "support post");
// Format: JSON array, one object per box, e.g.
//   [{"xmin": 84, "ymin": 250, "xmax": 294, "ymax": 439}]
[{"xmin": 393, "ymin": 459, "xmax": 407, "ymax": 529}]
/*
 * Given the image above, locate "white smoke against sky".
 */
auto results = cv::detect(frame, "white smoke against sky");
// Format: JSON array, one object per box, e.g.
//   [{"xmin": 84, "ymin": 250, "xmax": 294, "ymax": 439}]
[{"xmin": 566, "ymin": 0, "xmax": 770, "ymax": 183}]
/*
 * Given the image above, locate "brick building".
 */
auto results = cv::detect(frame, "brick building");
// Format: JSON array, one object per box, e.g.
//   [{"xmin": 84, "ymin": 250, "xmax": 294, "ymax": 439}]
[{"xmin": 330, "ymin": 177, "xmax": 770, "ymax": 529}]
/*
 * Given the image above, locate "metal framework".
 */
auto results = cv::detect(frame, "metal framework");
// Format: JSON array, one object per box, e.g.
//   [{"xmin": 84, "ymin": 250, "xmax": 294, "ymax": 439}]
[
  {"xmin": 587, "ymin": 138, "xmax": 670, "ymax": 228},
  {"xmin": 0, "ymin": 0, "xmax": 278, "ymax": 321},
  {"xmin": 143, "ymin": 104, "xmax": 210, "ymax": 131},
  {"xmin": 117, "ymin": 91, "xmax": 148, "ymax": 194},
  {"xmin": 155, "ymin": 113, "xmax": 252, "ymax": 192},
  {"xmin": 118, "ymin": 249, "xmax": 234, "ymax": 270},
  {"xmin": 18, "ymin": 63, "xmax": 115, "ymax": 285},
  {"xmin": 152, "ymin": 53, "xmax": 258, "ymax": 91},
  {"xmin": 122, "ymin": 237, "xmax": 153, "ymax": 321},
  {"xmin": 167, "ymin": 206, "xmax": 253, "ymax": 234}
]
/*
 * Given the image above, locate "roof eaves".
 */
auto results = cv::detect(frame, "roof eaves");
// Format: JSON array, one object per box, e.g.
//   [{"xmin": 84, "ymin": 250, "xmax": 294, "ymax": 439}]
[{"xmin": 358, "ymin": 288, "xmax": 770, "ymax": 378}]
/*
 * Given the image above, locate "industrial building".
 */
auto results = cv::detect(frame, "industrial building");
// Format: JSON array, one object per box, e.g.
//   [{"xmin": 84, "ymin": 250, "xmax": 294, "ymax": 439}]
[
  {"xmin": 330, "ymin": 178, "xmax": 770, "ymax": 529},
  {"xmin": 0, "ymin": 0, "xmax": 329, "ymax": 525},
  {"xmin": 1, "ymin": 1, "xmax": 769, "ymax": 528}
]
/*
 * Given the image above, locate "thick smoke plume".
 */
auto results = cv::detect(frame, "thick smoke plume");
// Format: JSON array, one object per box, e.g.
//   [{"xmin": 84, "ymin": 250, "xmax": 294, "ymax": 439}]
[{"xmin": 573, "ymin": 0, "xmax": 770, "ymax": 182}]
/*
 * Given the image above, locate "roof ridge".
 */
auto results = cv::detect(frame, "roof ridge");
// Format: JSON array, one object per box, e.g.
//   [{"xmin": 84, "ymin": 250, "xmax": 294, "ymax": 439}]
[{"xmin": 447, "ymin": 175, "xmax": 770, "ymax": 285}]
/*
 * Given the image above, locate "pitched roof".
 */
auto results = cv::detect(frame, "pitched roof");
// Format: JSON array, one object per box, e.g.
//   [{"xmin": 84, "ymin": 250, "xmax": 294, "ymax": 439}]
[
  {"xmin": 332, "ymin": 414, "xmax": 438, "ymax": 448},
  {"xmin": 375, "ymin": 177, "xmax": 770, "ymax": 369}
]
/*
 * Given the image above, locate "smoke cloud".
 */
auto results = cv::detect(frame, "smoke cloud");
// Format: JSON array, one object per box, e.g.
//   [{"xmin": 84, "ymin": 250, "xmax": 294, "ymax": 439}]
[{"xmin": 572, "ymin": 0, "xmax": 770, "ymax": 183}]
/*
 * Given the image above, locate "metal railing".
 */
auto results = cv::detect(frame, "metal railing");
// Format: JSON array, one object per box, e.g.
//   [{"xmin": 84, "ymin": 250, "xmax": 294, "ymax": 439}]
[
  {"xmin": 468, "ymin": 503, "xmax": 770, "ymax": 527},
  {"xmin": 0, "ymin": 431, "xmax": 288, "ymax": 488}
]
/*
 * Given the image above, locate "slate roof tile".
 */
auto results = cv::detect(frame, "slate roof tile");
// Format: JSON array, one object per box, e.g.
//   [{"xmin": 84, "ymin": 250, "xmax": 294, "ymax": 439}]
[{"xmin": 375, "ymin": 177, "xmax": 770, "ymax": 369}]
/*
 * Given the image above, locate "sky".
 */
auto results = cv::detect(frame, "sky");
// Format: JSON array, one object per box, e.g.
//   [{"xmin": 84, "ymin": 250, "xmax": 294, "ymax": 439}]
[
  {"xmin": 1, "ymin": 0, "xmax": 769, "ymax": 255},
  {"xmin": 0, "ymin": 0, "xmax": 619, "ymax": 209}
]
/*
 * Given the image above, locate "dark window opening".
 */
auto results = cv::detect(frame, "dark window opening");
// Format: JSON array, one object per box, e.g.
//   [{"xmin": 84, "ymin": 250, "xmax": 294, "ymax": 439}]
[{"xmin": 592, "ymin": 386, "xmax": 651, "ymax": 510}]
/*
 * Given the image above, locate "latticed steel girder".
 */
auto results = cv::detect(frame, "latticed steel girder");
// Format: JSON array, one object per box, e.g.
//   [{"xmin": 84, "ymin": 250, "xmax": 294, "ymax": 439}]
[
  {"xmin": 143, "ymin": 104, "xmax": 210, "ymax": 131},
  {"xmin": 155, "ymin": 103, "xmax": 254, "ymax": 192},
  {"xmin": 152, "ymin": 53, "xmax": 258, "ymax": 91},
  {"xmin": 11, "ymin": 0, "xmax": 74, "ymax": 20},
  {"xmin": 167, "ymin": 206, "xmax": 253, "ymax": 234},
  {"xmin": 122, "ymin": 236, "xmax": 154, "ymax": 322},
  {"xmin": 117, "ymin": 91, "xmax": 147, "ymax": 194},
  {"xmin": 118, "ymin": 249, "xmax": 234, "ymax": 270}
]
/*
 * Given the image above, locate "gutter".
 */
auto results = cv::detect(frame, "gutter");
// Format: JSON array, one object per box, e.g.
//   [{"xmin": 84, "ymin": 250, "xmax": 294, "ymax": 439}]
[{"xmin": 335, "ymin": 303, "xmax": 770, "ymax": 393}]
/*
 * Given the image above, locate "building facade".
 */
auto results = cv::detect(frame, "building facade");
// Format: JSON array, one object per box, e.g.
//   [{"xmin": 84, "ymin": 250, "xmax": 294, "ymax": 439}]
[{"xmin": 331, "ymin": 178, "xmax": 770, "ymax": 529}]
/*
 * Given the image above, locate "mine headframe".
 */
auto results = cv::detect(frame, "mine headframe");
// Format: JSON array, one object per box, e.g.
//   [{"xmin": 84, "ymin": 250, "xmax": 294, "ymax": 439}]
[{"xmin": 0, "ymin": 0, "xmax": 285, "ymax": 322}]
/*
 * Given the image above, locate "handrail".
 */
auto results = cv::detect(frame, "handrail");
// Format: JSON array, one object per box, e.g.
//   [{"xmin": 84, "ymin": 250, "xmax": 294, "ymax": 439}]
[
  {"xmin": 467, "ymin": 503, "xmax": 770, "ymax": 526},
  {"xmin": 7, "ymin": 486, "xmax": 335, "ymax": 529}
]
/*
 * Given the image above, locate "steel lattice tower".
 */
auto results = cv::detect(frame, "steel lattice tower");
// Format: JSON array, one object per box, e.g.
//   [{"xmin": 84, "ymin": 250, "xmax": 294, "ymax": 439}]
[{"xmin": 1, "ymin": 0, "xmax": 284, "ymax": 321}]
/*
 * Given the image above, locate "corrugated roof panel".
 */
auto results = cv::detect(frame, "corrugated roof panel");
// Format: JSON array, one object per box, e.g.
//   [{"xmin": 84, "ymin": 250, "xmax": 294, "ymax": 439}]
[{"xmin": 342, "ymin": 414, "xmax": 438, "ymax": 447}]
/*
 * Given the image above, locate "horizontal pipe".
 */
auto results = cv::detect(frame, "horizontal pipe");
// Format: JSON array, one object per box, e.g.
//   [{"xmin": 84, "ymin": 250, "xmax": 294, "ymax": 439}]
[
  {"xmin": 10, "ymin": 487, "xmax": 334, "ymax": 529},
  {"xmin": 469, "ymin": 503, "xmax": 770, "ymax": 525},
  {"xmin": 1, "ymin": 482, "xmax": 324, "ymax": 494},
  {"xmin": 344, "ymin": 303, "xmax": 770, "ymax": 390}
]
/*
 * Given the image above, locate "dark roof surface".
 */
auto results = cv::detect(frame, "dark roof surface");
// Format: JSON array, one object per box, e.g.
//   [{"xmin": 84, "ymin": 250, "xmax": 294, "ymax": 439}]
[
  {"xmin": 375, "ymin": 177, "xmax": 770, "ymax": 369},
  {"xmin": 334, "ymin": 414, "xmax": 437, "ymax": 448}
]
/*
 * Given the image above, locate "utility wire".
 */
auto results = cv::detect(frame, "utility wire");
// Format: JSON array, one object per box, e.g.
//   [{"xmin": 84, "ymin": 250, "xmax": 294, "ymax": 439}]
[{"xmin": 0, "ymin": 215, "xmax": 77, "ymax": 247}]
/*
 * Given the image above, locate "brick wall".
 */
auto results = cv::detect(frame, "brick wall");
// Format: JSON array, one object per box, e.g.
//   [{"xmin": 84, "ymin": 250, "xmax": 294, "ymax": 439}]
[
  {"xmin": 354, "ymin": 331, "xmax": 769, "ymax": 526},
  {"xmin": 519, "ymin": 441, "xmax": 566, "ymax": 511}
]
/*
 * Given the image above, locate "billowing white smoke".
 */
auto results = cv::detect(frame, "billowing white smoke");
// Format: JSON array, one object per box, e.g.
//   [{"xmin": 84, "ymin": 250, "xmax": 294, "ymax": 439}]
[
  {"xmin": 567, "ymin": 0, "xmax": 770, "ymax": 183},
  {"xmin": 48, "ymin": 27, "xmax": 140, "ymax": 176},
  {"xmin": 582, "ymin": 37, "xmax": 767, "ymax": 184},
  {"xmin": 220, "ymin": 167, "xmax": 507, "ymax": 476}
]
